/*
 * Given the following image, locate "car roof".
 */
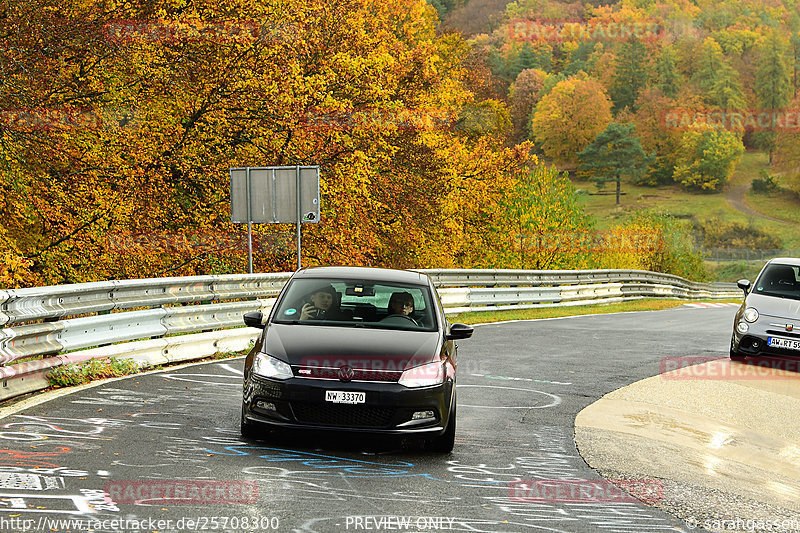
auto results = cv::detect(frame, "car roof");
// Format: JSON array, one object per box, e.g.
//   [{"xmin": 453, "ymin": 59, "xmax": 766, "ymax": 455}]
[
  {"xmin": 766, "ymin": 258, "xmax": 800, "ymax": 267},
  {"xmin": 291, "ymin": 266, "xmax": 431, "ymax": 285}
]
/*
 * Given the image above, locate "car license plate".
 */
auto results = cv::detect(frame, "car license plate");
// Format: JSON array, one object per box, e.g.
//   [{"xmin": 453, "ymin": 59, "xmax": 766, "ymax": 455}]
[
  {"xmin": 325, "ymin": 391, "xmax": 365, "ymax": 404},
  {"xmin": 768, "ymin": 337, "xmax": 800, "ymax": 351}
]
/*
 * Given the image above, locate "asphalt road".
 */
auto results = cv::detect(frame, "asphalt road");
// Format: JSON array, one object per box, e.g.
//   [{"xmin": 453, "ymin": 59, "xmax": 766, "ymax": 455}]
[{"xmin": 0, "ymin": 306, "xmax": 736, "ymax": 533}]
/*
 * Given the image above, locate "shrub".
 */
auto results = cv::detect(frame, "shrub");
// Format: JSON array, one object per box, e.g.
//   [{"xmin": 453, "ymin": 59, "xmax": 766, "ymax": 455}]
[
  {"xmin": 596, "ymin": 211, "xmax": 708, "ymax": 281},
  {"xmin": 48, "ymin": 357, "xmax": 145, "ymax": 388},
  {"xmin": 699, "ymin": 217, "xmax": 782, "ymax": 249},
  {"xmin": 751, "ymin": 170, "xmax": 779, "ymax": 194}
]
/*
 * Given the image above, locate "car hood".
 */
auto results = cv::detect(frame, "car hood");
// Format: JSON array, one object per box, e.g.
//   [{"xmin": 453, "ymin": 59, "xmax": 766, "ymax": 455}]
[
  {"xmin": 746, "ymin": 293, "xmax": 800, "ymax": 320},
  {"xmin": 263, "ymin": 323, "xmax": 443, "ymax": 370}
]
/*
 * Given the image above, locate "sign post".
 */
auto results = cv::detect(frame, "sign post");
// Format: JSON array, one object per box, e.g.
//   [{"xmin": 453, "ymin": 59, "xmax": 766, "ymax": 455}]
[{"xmin": 230, "ymin": 166, "xmax": 320, "ymax": 272}]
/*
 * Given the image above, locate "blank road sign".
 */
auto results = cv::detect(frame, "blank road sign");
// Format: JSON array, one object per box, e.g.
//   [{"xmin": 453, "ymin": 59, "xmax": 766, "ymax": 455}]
[{"xmin": 230, "ymin": 166, "xmax": 320, "ymax": 224}]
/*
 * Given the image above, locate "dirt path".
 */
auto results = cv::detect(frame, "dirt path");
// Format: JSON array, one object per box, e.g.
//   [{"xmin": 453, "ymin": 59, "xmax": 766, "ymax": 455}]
[{"xmin": 725, "ymin": 180, "xmax": 790, "ymax": 224}]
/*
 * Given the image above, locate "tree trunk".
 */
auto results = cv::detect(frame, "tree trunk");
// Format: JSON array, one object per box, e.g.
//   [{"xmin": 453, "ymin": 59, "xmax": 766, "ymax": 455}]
[{"xmin": 615, "ymin": 175, "xmax": 621, "ymax": 205}]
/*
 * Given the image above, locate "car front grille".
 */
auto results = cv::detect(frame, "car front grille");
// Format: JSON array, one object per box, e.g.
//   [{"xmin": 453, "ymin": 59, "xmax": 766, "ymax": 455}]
[
  {"xmin": 291, "ymin": 403, "xmax": 396, "ymax": 428},
  {"xmin": 766, "ymin": 330, "xmax": 800, "ymax": 339},
  {"xmin": 292, "ymin": 365, "xmax": 402, "ymax": 382}
]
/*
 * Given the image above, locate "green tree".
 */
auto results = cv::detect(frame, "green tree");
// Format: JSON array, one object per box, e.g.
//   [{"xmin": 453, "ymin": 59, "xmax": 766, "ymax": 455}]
[
  {"xmin": 610, "ymin": 41, "xmax": 648, "ymax": 113},
  {"xmin": 577, "ymin": 123, "xmax": 654, "ymax": 205},
  {"xmin": 693, "ymin": 38, "xmax": 727, "ymax": 94},
  {"xmin": 791, "ymin": 32, "xmax": 800, "ymax": 98},
  {"xmin": 710, "ymin": 60, "xmax": 746, "ymax": 111},
  {"xmin": 755, "ymin": 31, "xmax": 792, "ymax": 163},
  {"xmin": 693, "ymin": 38, "xmax": 745, "ymax": 111},
  {"xmin": 656, "ymin": 46, "xmax": 681, "ymax": 98},
  {"xmin": 501, "ymin": 164, "xmax": 592, "ymax": 269}
]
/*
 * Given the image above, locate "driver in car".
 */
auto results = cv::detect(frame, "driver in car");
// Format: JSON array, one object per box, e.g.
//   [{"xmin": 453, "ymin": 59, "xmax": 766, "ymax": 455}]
[{"xmin": 387, "ymin": 291, "xmax": 418, "ymax": 325}]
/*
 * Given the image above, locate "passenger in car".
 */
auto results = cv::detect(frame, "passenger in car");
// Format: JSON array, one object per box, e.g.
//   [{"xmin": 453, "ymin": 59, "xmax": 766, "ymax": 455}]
[{"xmin": 299, "ymin": 285, "xmax": 351, "ymax": 320}]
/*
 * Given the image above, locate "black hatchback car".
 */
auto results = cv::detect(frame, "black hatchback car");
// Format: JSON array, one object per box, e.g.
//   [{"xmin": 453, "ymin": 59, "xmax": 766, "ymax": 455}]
[
  {"xmin": 240, "ymin": 266, "xmax": 473, "ymax": 452},
  {"xmin": 731, "ymin": 258, "xmax": 800, "ymax": 360}
]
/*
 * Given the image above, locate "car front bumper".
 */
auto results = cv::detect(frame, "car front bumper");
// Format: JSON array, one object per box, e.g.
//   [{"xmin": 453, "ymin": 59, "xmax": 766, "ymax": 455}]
[
  {"xmin": 733, "ymin": 317, "xmax": 800, "ymax": 357},
  {"xmin": 243, "ymin": 374, "xmax": 454, "ymax": 435}
]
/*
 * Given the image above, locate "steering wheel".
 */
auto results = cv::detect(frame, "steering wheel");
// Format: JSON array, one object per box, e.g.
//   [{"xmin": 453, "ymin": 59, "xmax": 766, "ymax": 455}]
[{"xmin": 381, "ymin": 314, "xmax": 419, "ymax": 326}]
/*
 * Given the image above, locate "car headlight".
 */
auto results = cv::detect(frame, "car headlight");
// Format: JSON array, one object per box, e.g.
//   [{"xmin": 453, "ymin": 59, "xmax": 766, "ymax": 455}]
[
  {"xmin": 399, "ymin": 362, "xmax": 445, "ymax": 388},
  {"xmin": 253, "ymin": 353, "xmax": 293, "ymax": 380},
  {"xmin": 743, "ymin": 307, "xmax": 759, "ymax": 323},
  {"xmin": 736, "ymin": 322, "xmax": 749, "ymax": 334}
]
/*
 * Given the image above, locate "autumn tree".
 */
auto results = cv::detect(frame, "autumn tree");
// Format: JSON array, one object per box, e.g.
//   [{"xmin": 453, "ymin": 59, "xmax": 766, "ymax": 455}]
[
  {"xmin": 631, "ymin": 88, "xmax": 684, "ymax": 185},
  {"xmin": 530, "ymin": 74, "xmax": 613, "ymax": 165},
  {"xmin": 577, "ymin": 122, "xmax": 654, "ymax": 205},
  {"xmin": 508, "ymin": 68, "xmax": 547, "ymax": 144},
  {"xmin": 501, "ymin": 163, "xmax": 592, "ymax": 270},
  {"xmin": 673, "ymin": 125, "xmax": 744, "ymax": 191},
  {"xmin": 0, "ymin": 0, "xmax": 533, "ymax": 287}
]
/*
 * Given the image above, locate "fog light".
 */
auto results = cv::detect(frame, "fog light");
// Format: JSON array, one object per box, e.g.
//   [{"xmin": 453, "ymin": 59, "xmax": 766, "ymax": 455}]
[
  {"xmin": 412, "ymin": 410, "xmax": 435, "ymax": 420},
  {"xmin": 736, "ymin": 322, "xmax": 749, "ymax": 334},
  {"xmin": 752, "ymin": 340, "xmax": 760, "ymax": 349},
  {"xmin": 256, "ymin": 401, "xmax": 276, "ymax": 411}
]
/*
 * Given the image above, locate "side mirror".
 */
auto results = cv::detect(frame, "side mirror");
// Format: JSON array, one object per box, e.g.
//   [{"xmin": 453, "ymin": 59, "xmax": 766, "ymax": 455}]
[
  {"xmin": 447, "ymin": 323, "xmax": 474, "ymax": 340},
  {"xmin": 737, "ymin": 279, "xmax": 751, "ymax": 295},
  {"xmin": 243, "ymin": 310, "xmax": 265, "ymax": 329}
]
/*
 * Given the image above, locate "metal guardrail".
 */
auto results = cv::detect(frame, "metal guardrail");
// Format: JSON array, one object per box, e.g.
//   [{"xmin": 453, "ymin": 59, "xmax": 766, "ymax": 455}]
[{"xmin": 0, "ymin": 269, "xmax": 740, "ymax": 402}]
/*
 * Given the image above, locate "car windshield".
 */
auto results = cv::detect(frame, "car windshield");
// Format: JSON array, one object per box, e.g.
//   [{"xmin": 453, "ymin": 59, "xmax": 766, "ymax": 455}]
[
  {"xmin": 272, "ymin": 278, "xmax": 438, "ymax": 331},
  {"xmin": 753, "ymin": 264, "xmax": 800, "ymax": 300}
]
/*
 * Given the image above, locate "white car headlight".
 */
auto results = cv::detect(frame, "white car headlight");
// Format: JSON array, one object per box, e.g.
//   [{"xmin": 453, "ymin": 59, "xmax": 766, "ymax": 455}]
[
  {"xmin": 743, "ymin": 307, "xmax": 759, "ymax": 323},
  {"xmin": 736, "ymin": 322, "xmax": 749, "ymax": 334},
  {"xmin": 253, "ymin": 353, "xmax": 293, "ymax": 380},
  {"xmin": 399, "ymin": 362, "xmax": 445, "ymax": 388}
]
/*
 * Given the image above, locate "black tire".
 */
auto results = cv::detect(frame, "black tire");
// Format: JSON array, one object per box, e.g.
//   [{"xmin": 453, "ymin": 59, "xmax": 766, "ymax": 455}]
[
  {"xmin": 240, "ymin": 405, "xmax": 257, "ymax": 439},
  {"xmin": 427, "ymin": 396, "xmax": 456, "ymax": 453},
  {"xmin": 730, "ymin": 336, "xmax": 746, "ymax": 361}
]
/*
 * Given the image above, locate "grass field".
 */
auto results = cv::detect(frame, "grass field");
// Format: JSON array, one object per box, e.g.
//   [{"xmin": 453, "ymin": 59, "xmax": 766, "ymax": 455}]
[
  {"xmin": 572, "ymin": 151, "xmax": 800, "ymax": 277},
  {"xmin": 447, "ymin": 298, "xmax": 739, "ymax": 325}
]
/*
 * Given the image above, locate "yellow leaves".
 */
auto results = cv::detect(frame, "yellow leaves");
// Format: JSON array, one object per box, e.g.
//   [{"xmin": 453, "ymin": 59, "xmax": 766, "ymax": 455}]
[{"xmin": 532, "ymin": 76, "xmax": 612, "ymax": 165}]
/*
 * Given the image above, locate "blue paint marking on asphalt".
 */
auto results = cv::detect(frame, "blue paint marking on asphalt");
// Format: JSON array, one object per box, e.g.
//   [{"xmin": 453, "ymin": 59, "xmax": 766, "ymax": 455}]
[{"xmin": 202, "ymin": 445, "xmax": 506, "ymax": 484}]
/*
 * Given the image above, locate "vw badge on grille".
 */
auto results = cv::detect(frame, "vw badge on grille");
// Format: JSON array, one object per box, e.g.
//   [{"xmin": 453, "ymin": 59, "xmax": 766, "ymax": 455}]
[{"xmin": 338, "ymin": 365, "xmax": 355, "ymax": 382}]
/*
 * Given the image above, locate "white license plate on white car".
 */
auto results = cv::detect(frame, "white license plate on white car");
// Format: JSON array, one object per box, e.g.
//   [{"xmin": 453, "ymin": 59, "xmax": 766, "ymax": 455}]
[
  {"xmin": 768, "ymin": 337, "xmax": 800, "ymax": 351},
  {"xmin": 325, "ymin": 391, "xmax": 366, "ymax": 404}
]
